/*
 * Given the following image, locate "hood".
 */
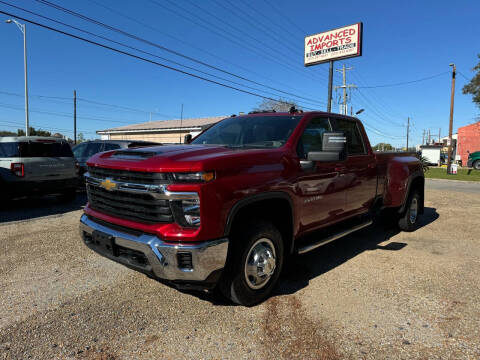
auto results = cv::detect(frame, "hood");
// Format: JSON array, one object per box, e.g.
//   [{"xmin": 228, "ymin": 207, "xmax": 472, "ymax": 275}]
[{"xmin": 86, "ymin": 144, "xmax": 286, "ymax": 173}]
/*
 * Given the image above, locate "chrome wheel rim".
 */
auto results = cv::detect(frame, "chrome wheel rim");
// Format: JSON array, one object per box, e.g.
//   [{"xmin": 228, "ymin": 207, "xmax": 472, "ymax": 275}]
[
  {"xmin": 244, "ymin": 238, "xmax": 276, "ymax": 290},
  {"xmin": 409, "ymin": 197, "xmax": 418, "ymax": 224}
]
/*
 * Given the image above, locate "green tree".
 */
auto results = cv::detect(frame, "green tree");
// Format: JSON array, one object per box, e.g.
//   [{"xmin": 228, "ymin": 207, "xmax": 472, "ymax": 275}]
[
  {"xmin": 0, "ymin": 130, "xmax": 17, "ymax": 136},
  {"xmin": 372, "ymin": 143, "xmax": 393, "ymax": 151},
  {"xmin": 253, "ymin": 98, "xmax": 300, "ymax": 112},
  {"xmin": 17, "ymin": 127, "xmax": 52, "ymax": 137},
  {"xmin": 462, "ymin": 54, "xmax": 480, "ymax": 108},
  {"xmin": 77, "ymin": 132, "xmax": 86, "ymax": 143}
]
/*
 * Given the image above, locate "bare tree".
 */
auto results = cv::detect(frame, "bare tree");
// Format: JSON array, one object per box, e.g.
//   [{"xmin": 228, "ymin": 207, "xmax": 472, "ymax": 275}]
[{"xmin": 252, "ymin": 98, "xmax": 300, "ymax": 113}]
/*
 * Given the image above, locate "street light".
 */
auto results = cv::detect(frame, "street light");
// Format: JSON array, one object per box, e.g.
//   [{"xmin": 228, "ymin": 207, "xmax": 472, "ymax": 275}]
[{"xmin": 5, "ymin": 19, "xmax": 29, "ymax": 136}]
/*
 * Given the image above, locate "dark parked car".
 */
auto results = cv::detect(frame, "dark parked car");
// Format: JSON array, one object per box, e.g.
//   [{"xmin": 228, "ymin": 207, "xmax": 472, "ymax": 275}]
[{"xmin": 72, "ymin": 140, "xmax": 160, "ymax": 180}]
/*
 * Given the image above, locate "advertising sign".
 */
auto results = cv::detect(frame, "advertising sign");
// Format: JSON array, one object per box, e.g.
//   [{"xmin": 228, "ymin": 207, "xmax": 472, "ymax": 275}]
[{"xmin": 304, "ymin": 23, "xmax": 362, "ymax": 66}]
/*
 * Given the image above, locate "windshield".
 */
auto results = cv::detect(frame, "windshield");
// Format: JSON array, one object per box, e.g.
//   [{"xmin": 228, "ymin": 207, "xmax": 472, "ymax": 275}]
[{"xmin": 191, "ymin": 115, "xmax": 303, "ymax": 148}]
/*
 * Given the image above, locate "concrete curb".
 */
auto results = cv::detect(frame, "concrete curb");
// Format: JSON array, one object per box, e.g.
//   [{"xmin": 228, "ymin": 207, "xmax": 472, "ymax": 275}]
[{"xmin": 425, "ymin": 178, "xmax": 480, "ymax": 184}]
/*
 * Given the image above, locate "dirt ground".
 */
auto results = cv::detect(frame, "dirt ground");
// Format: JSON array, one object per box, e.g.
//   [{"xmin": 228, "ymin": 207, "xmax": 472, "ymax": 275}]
[{"xmin": 1, "ymin": 181, "xmax": 479, "ymax": 359}]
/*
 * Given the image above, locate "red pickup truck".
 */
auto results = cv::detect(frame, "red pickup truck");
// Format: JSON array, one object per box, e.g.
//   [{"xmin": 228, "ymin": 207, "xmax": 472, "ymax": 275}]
[{"xmin": 80, "ymin": 111, "xmax": 424, "ymax": 305}]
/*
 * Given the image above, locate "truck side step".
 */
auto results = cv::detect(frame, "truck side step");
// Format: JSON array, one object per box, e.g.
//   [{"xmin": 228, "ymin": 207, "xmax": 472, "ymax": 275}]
[{"xmin": 297, "ymin": 220, "xmax": 373, "ymax": 255}]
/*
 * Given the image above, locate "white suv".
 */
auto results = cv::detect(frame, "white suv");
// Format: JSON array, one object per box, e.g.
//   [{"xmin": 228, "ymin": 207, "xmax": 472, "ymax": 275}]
[{"xmin": 0, "ymin": 136, "xmax": 78, "ymax": 201}]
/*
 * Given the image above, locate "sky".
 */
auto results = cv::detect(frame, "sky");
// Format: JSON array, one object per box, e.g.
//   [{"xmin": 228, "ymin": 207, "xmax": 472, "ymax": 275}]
[{"xmin": 0, "ymin": 0, "xmax": 479, "ymax": 147}]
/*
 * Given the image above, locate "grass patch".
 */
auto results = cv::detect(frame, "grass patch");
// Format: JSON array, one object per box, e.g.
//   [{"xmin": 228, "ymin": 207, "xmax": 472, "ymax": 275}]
[{"xmin": 425, "ymin": 167, "xmax": 480, "ymax": 181}]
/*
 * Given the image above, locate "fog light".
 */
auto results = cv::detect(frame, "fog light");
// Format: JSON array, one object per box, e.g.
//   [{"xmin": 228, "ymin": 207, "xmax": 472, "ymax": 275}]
[{"xmin": 171, "ymin": 198, "xmax": 200, "ymax": 228}]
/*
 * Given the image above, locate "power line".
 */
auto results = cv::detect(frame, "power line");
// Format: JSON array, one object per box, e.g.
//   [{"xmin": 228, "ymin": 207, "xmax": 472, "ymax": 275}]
[
  {"xmin": 0, "ymin": 88, "xmax": 176, "ymax": 118},
  {"xmin": 355, "ymin": 89, "xmax": 405, "ymax": 127},
  {"xmin": 350, "ymin": 71, "xmax": 407, "ymax": 119},
  {"xmin": 261, "ymin": 0, "xmax": 308, "ymax": 36},
  {"xmin": 26, "ymin": 0, "xmax": 326, "ymax": 106},
  {"xmin": 3, "ymin": 1, "xmax": 323, "ymax": 108},
  {"xmin": 356, "ymin": 71, "xmax": 450, "ymax": 88},
  {"xmin": 0, "ymin": 9, "xmax": 319, "ymax": 111},
  {"xmin": 146, "ymin": 0, "xmax": 327, "ymax": 85},
  {"xmin": 457, "ymin": 71, "xmax": 471, "ymax": 82},
  {"xmin": 84, "ymin": 0, "xmax": 320, "ymax": 100},
  {"xmin": 0, "ymin": 102, "xmax": 141, "ymax": 124}
]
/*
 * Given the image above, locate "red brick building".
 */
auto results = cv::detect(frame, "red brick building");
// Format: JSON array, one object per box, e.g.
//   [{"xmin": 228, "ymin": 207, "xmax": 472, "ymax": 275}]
[{"xmin": 457, "ymin": 121, "xmax": 480, "ymax": 165}]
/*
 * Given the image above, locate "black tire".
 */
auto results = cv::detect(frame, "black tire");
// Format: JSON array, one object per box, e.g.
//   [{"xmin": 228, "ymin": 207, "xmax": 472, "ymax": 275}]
[
  {"xmin": 59, "ymin": 188, "xmax": 77, "ymax": 203},
  {"xmin": 474, "ymin": 160, "xmax": 480, "ymax": 170},
  {"xmin": 398, "ymin": 190, "xmax": 420, "ymax": 232},
  {"xmin": 219, "ymin": 220, "xmax": 284, "ymax": 306}
]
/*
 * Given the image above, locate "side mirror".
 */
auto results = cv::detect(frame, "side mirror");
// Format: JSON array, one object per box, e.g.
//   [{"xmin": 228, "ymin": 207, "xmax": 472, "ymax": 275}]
[
  {"xmin": 184, "ymin": 134, "xmax": 192, "ymax": 144},
  {"xmin": 306, "ymin": 132, "xmax": 347, "ymax": 162}
]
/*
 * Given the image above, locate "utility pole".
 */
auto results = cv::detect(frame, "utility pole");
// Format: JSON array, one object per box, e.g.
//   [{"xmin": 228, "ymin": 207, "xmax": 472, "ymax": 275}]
[
  {"xmin": 422, "ymin": 130, "xmax": 425, "ymax": 145},
  {"xmin": 447, "ymin": 63, "xmax": 456, "ymax": 173},
  {"xmin": 406, "ymin": 117, "xmax": 410, "ymax": 151},
  {"xmin": 428, "ymin": 129, "xmax": 431, "ymax": 144},
  {"xmin": 334, "ymin": 65, "xmax": 356, "ymax": 115},
  {"xmin": 327, "ymin": 61, "xmax": 333, "ymax": 112},
  {"xmin": 73, "ymin": 90, "xmax": 77, "ymax": 144},
  {"xmin": 438, "ymin": 128, "xmax": 441, "ymax": 144},
  {"xmin": 179, "ymin": 104, "xmax": 184, "ymax": 143}
]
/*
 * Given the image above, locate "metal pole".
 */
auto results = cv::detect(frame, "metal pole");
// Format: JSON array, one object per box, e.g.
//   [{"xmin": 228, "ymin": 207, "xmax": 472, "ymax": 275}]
[
  {"xmin": 447, "ymin": 64, "xmax": 456, "ymax": 173},
  {"xmin": 74, "ymin": 90, "xmax": 77, "ymax": 144},
  {"xmin": 327, "ymin": 60, "xmax": 333, "ymax": 112},
  {"xmin": 179, "ymin": 104, "xmax": 184, "ymax": 143},
  {"xmin": 23, "ymin": 24, "xmax": 29, "ymax": 136},
  {"xmin": 342, "ymin": 65, "xmax": 347, "ymax": 115},
  {"xmin": 406, "ymin": 117, "xmax": 410, "ymax": 151}
]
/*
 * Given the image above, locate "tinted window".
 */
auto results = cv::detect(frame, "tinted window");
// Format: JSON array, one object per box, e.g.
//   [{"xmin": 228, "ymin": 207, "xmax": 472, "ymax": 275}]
[
  {"xmin": 19, "ymin": 141, "xmax": 73, "ymax": 157},
  {"xmin": 104, "ymin": 143, "xmax": 121, "ymax": 151},
  {"xmin": 297, "ymin": 118, "xmax": 331, "ymax": 159},
  {"xmin": 192, "ymin": 115, "xmax": 303, "ymax": 148},
  {"xmin": 72, "ymin": 143, "xmax": 88, "ymax": 158},
  {"xmin": 84, "ymin": 143, "xmax": 104, "ymax": 158},
  {"xmin": 0, "ymin": 142, "xmax": 20, "ymax": 157},
  {"xmin": 335, "ymin": 119, "xmax": 366, "ymax": 155},
  {"xmin": 127, "ymin": 142, "xmax": 158, "ymax": 148}
]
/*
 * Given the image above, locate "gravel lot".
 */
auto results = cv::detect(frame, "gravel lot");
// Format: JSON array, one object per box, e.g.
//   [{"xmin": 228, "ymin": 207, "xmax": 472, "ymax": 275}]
[{"xmin": 1, "ymin": 182, "xmax": 479, "ymax": 359}]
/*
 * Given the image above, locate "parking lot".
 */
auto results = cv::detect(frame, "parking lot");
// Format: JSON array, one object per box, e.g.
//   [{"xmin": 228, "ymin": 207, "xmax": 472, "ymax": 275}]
[{"xmin": 1, "ymin": 179, "xmax": 479, "ymax": 359}]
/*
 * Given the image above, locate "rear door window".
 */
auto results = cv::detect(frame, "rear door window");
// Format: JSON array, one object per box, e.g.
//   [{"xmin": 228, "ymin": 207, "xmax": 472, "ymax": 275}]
[
  {"xmin": 334, "ymin": 119, "xmax": 366, "ymax": 155},
  {"xmin": 104, "ymin": 143, "xmax": 121, "ymax": 151},
  {"xmin": 19, "ymin": 141, "xmax": 73, "ymax": 157},
  {"xmin": 84, "ymin": 143, "xmax": 104, "ymax": 158},
  {"xmin": 72, "ymin": 143, "xmax": 88, "ymax": 158},
  {"xmin": 0, "ymin": 142, "xmax": 20, "ymax": 157}
]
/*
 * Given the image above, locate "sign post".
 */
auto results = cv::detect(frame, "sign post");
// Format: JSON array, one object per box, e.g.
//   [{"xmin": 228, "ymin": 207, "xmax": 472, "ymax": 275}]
[{"xmin": 304, "ymin": 23, "xmax": 363, "ymax": 112}]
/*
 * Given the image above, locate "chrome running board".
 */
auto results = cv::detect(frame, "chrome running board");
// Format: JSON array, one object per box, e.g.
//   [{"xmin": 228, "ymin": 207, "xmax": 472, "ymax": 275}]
[{"xmin": 297, "ymin": 220, "xmax": 373, "ymax": 255}]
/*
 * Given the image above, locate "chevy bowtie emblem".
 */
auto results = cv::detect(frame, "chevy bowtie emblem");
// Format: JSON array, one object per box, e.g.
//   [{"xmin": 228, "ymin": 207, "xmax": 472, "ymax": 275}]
[{"xmin": 100, "ymin": 178, "xmax": 117, "ymax": 191}]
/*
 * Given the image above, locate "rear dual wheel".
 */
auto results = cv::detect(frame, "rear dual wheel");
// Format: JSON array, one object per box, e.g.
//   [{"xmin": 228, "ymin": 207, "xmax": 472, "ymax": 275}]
[
  {"xmin": 219, "ymin": 221, "xmax": 284, "ymax": 306},
  {"xmin": 398, "ymin": 191, "xmax": 420, "ymax": 232}
]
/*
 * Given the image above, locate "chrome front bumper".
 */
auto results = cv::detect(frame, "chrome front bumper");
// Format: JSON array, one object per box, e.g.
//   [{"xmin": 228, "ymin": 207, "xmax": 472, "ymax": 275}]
[{"xmin": 79, "ymin": 214, "xmax": 228, "ymax": 282}]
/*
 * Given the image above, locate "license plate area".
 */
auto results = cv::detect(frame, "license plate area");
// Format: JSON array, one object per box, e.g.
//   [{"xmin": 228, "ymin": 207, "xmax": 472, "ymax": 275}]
[{"xmin": 91, "ymin": 230, "xmax": 117, "ymax": 256}]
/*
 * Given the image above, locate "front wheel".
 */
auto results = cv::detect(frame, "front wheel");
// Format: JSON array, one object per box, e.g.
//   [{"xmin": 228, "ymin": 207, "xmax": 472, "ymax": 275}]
[
  {"xmin": 219, "ymin": 221, "xmax": 284, "ymax": 306},
  {"xmin": 398, "ymin": 191, "xmax": 420, "ymax": 232},
  {"xmin": 473, "ymin": 160, "xmax": 480, "ymax": 170}
]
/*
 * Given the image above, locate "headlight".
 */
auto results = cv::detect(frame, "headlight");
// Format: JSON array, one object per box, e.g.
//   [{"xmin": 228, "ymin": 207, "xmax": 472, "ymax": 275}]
[
  {"xmin": 172, "ymin": 171, "xmax": 214, "ymax": 183},
  {"xmin": 171, "ymin": 198, "xmax": 201, "ymax": 228}
]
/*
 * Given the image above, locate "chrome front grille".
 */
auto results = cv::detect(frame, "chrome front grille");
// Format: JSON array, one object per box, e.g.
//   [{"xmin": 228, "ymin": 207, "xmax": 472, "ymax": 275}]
[
  {"xmin": 86, "ymin": 167, "xmax": 174, "ymax": 224},
  {"xmin": 87, "ymin": 166, "xmax": 169, "ymax": 185}
]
